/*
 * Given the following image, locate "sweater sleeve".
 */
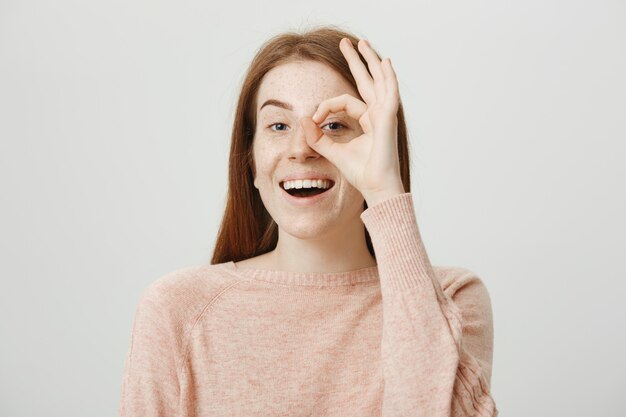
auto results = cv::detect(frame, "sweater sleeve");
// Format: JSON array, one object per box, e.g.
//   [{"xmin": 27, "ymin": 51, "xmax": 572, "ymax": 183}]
[
  {"xmin": 118, "ymin": 281, "xmax": 183, "ymax": 417},
  {"xmin": 360, "ymin": 192, "xmax": 498, "ymax": 416}
]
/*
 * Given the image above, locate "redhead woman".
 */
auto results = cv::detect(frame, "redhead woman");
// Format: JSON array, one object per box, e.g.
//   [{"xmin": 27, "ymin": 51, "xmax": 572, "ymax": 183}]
[{"xmin": 119, "ymin": 26, "xmax": 498, "ymax": 416}]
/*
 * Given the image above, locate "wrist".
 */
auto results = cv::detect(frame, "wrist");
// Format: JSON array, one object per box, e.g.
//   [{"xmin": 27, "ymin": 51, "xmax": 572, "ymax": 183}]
[{"xmin": 363, "ymin": 183, "xmax": 406, "ymax": 207}]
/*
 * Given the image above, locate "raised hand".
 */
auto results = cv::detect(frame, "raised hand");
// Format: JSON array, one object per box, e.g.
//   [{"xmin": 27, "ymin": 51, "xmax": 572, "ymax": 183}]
[{"xmin": 300, "ymin": 38, "xmax": 405, "ymax": 207}]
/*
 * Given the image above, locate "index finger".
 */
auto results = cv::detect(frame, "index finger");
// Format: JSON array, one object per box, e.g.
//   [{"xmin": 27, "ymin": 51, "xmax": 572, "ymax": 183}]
[{"xmin": 312, "ymin": 93, "xmax": 368, "ymax": 125}]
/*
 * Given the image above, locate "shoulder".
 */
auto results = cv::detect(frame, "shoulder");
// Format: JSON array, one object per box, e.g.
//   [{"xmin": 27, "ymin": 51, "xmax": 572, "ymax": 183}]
[
  {"xmin": 432, "ymin": 265, "xmax": 493, "ymax": 309},
  {"xmin": 136, "ymin": 262, "xmax": 247, "ymax": 322}
]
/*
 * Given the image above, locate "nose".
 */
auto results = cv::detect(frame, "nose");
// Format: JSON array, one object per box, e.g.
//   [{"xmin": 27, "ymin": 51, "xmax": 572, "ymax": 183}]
[{"xmin": 287, "ymin": 121, "xmax": 321, "ymax": 162}]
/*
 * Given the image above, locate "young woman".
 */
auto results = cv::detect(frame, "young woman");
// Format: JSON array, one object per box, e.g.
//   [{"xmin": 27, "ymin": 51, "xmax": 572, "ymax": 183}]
[{"xmin": 119, "ymin": 26, "xmax": 498, "ymax": 416}]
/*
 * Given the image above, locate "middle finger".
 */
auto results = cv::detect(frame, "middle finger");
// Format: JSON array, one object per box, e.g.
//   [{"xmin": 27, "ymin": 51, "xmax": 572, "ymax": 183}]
[
  {"xmin": 357, "ymin": 39, "xmax": 387, "ymax": 104},
  {"xmin": 339, "ymin": 38, "xmax": 376, "ymax": 105}
]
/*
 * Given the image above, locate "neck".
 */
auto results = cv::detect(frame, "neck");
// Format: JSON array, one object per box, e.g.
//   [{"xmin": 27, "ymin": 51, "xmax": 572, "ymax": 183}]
[{"xmin": 268, "ymin": 217, "xmax": 376, "ymax": 273}]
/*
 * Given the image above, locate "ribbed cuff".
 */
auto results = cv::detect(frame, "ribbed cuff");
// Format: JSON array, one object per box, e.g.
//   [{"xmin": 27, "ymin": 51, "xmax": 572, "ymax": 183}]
[{"xmin": 360, "ymin": 192, "xmax": 436, "ymax": 292}]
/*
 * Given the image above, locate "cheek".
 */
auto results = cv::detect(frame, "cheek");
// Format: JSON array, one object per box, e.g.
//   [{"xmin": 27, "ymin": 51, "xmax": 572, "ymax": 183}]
[{"xmin": 252, "ymin": 142, "xmax": 281, "ymax": 182}]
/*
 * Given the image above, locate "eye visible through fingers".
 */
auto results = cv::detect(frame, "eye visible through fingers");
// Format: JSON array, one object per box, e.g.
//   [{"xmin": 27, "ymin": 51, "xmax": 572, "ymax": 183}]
[{"xmin": 322, "ymin": 121, "xmax": 347, "ymax": 133}]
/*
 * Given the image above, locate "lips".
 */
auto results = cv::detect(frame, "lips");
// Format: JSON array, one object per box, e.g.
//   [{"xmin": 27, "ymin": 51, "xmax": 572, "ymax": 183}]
[{"xmin": 279, "ymin": 180, "xmax": 335, "ymax": 206}]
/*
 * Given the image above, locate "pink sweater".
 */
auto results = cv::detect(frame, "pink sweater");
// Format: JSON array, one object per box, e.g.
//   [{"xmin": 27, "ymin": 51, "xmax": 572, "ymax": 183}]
[{"xmin": 119, "ymin": 192, "xmax": 498, "ymax": 416}]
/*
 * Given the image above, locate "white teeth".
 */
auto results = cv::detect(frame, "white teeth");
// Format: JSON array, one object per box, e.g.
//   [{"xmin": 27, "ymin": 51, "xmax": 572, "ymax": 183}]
[{"xmin": 282, "ymin": 179, "xmax": 332, "ymax": 190}]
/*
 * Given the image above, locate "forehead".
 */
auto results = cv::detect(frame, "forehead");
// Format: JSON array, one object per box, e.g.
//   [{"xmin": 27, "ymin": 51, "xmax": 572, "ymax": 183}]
[{"xmin": 256, "ymin": 60, "xmax": 357, "ymax": 111}]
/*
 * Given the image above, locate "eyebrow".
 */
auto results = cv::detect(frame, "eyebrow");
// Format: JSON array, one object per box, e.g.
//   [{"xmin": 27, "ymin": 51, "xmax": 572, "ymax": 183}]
[
  {"xmin": 259, "ymin": 99, "xmax": 293, "ymax": 112},
  {"xmin": 259, "ymin": 98, "xmax": 348, "ymax": 117}
]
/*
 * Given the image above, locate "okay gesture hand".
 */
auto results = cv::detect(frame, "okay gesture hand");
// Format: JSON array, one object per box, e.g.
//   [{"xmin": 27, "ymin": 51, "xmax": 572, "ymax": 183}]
[{"xmin": 300, "ymin": 38, "xmax": 406, "ymax": 206}]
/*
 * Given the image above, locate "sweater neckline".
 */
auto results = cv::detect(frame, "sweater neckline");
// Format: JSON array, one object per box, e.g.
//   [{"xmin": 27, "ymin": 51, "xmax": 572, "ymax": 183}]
[{"xmin": 223, "ymin": 260, "xmax": 380, "ymax": 287}]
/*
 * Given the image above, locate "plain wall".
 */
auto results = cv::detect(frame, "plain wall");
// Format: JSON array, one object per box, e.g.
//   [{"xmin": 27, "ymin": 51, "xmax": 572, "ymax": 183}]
[{"xmin": 1, "ymin": 0, "xmax": 624, "ymax": 416}]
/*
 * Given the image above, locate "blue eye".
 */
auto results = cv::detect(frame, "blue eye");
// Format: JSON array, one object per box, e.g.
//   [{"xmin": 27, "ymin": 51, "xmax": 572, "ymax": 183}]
[{"xmin": 269, "ymin": 123, "xmax": 288, "ymax": 131}]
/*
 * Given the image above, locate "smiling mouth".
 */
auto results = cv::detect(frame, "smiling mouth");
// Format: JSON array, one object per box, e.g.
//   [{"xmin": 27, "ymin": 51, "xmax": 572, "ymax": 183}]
[{"xmin": 279, "ymin": 181, "xmax": 335, "ymax": 198}]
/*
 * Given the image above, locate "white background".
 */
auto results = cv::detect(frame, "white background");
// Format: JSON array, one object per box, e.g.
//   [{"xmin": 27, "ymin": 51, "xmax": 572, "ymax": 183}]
[{"xmin": 1, "ymin": 0, "xmax": 624, "ymax": 416}]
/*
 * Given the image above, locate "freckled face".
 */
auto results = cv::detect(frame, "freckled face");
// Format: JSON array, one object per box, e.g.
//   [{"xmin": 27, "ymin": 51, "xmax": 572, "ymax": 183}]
[{"xmin": 252, "ymin": 60, "xmax": 365, "ymax": 239}]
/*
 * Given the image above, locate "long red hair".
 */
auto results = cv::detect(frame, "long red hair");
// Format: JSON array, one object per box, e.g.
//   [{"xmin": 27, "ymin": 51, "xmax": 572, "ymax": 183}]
[{"xmin": 211, "ymin": 25, "xmax": 411, "ymax": 265}]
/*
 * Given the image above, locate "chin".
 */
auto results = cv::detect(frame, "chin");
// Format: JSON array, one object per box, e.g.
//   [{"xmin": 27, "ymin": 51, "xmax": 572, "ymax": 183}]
[{"xmin": 277, "ymin": 221, "xmax": 335, "ymax": 240}]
